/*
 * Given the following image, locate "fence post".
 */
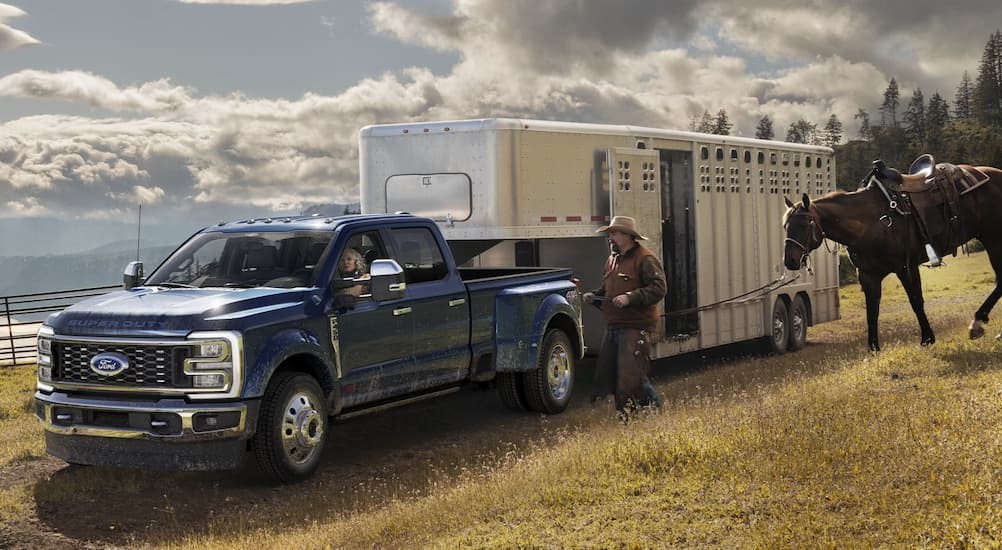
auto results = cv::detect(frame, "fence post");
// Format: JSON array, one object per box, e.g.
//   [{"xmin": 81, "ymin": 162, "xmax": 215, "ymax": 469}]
[{"xmin": 4, "ymin": 297, "xmax": 14, "ymax": 365}]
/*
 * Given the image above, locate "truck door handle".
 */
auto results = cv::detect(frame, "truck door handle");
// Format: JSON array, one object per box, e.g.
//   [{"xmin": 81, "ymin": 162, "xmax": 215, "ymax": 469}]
[
  {"xmin": 393, "ymin": 307, "xmax": 412, "ymax": 316},
  {"xmin": 448, "ymin": 298, "xmax": 466, "ymax": 307},
  {"xmin": 389, "ymin": 283, "xmax": 407, "ymax": 292}
]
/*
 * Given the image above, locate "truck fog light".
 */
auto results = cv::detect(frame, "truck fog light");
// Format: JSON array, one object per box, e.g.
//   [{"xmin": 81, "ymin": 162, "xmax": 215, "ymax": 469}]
[
  {"xmin": 38, "ymin": 353, "xmax": 52, "ymax": 366},
  {"xmin": 192, "ymin": 374, "xmax": 225, "ymax": 388},
  {"xmin": 38, "ymin": 365, "xmax": 52, "ymax": 381},
  {"xmin": 189, "ymin": 361, "xmax": 231, "ymax": 371}
]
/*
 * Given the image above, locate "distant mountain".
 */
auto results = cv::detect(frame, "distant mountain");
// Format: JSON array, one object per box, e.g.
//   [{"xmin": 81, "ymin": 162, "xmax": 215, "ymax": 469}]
[
  {"xmin": 301, "ymin": 203, "xmax": 361, "ymax": 217},
  {"xmin": 0, "ymin": 244, "xmax": 176, "ymax": 297}
]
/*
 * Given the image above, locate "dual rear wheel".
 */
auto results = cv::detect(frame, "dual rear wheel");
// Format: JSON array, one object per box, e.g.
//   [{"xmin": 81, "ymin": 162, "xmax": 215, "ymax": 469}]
[
  {"xmin": 497, "ymin": 329, "xmax": 574, "ymax": 414},
  {"xmin": 765, "ymin": 295, "xmax": 808, "ymax": 354}
]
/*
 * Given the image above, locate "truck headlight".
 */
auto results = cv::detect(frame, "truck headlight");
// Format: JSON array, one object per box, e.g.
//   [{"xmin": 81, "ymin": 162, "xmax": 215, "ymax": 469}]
[
  {"xmin": 184, "ymin": 333, "xmax": 240, "ymax": 393},
  {"xmin": 37, "ymin": 326, "xmax": 53, "ymax": 382}
]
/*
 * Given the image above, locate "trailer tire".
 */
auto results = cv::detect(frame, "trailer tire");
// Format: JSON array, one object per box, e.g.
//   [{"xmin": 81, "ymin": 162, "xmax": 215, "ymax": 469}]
[
  {"xmin": 763, "ymin": 298, "xmax": 790, "ymax": 354},
  {"xmin": 788, "ymin": 295, "xmax": 808, "ymax": 351},
  {"xmin": 522, "ymin": 329, "xmax": 575, "ymax": 414},
  {"xmin": 496, "ymin": 372, "xmax": 531, "ymax": 411},
  {"xmin": 253, "ymin": 372, "xmax": 328, "ymax": 483}
]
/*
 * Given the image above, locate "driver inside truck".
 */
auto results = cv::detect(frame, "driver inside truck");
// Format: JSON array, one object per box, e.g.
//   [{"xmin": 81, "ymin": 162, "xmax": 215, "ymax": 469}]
[{"xmin": 333, "ymin": 247, "xmax": 370, "ymax": 310}]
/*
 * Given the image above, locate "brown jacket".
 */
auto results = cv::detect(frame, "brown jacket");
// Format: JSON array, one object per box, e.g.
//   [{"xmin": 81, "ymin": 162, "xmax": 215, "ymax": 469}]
[{"xmin": 593, "ymin": 244, "xmax": 667, "ymax": 329}]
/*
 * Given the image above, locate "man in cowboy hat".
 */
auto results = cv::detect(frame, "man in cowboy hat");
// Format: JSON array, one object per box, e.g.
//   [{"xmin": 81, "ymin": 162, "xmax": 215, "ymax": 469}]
[{"xmin": 583, "ymin": 215, "xmax": 666, "ymax": 412}]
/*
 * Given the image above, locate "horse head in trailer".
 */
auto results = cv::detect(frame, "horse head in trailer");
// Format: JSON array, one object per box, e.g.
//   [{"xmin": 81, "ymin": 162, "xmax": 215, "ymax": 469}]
[{"xmin": 782, "ymin": 156, "xmax": 1002, "ymax": 351}]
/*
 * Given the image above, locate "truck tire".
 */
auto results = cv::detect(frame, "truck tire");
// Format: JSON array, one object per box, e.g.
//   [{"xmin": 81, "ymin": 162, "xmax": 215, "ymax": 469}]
[
  {"xmin": 788, "ymin": 295, "xmax": 808, "ymax": 351},
  {"xmin": 496, "ymin": 372, "xmax": 531, "ymax": 411},
  {"xmin": 522, "ymin": 329, "xmax": 575, "ymax": 414},
  {"xmin": 253, "ymin": 372, "xmax": 328, "ymax": 483},
  {"xmin": 762, "ymin": 298, "xmax": 790, "ymax": 355}
]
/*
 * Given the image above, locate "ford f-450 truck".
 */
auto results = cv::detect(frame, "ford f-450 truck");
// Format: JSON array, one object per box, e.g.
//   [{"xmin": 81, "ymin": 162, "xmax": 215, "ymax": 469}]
[{"xmin": 34, "ymin": 214, "xmax": 582, "ymax": 482}]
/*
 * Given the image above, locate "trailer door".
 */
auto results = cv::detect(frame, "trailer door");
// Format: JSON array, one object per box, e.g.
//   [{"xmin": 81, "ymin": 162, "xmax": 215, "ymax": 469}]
[{"xmin": 606, "ymin": 147, "xmax": 665, "ymax": 330}]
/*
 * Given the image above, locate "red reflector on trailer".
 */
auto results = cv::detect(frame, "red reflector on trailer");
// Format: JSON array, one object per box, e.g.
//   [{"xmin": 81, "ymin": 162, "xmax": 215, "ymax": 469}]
[
  {"xmin": 591, "ymin": 215, "xmax": 609, "ymax": 222},
  {"xmin": 566, "ymin": 216, "xmax": 582, "ymax": 222},
  {"xmin": 540, "ymin": 216, "xmax": 558, "ymax": 222}
]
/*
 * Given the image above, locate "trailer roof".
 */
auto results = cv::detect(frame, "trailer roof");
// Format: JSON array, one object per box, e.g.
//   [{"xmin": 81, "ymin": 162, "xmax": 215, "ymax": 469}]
[{"xmin": 360, "ymin": 118, "xmax": 833, "ymax": 154}]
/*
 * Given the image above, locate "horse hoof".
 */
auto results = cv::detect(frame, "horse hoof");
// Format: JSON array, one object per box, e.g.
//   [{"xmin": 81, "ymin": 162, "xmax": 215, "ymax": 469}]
[
  {"xmin": 969, "ymin": 327, "xmax": 985, "ymax": 340},
  {"xmin": 921, "ymin": 338, "xmax": 935, "ymax": 346}
]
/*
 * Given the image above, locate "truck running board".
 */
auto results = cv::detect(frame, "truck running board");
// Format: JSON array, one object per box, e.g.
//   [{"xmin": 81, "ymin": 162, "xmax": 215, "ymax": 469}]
[{"xmin": 336, "ymin": 386, "xmax": 462, "ymax": 421}]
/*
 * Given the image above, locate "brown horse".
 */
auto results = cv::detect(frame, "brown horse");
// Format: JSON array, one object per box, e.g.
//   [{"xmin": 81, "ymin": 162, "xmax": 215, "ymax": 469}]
[{"xmin": 782, "ymin": 162, "xmax": 1002, "ymax": 351}]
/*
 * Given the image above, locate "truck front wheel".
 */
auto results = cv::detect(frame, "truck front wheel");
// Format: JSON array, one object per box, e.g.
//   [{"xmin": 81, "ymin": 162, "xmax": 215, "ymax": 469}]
[
  {"xmin": 253, "ymin": 372, "xmax": 329, "ymax": 483},
  {"xmin": 523, "ymin": 329, "xmax": 575, "ymax": 414}
]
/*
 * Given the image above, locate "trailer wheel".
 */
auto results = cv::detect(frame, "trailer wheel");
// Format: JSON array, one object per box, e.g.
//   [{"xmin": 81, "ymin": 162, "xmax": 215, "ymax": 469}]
[
  {"xmin": 788, "ymin": 295, "xmax": 808, "ymax": 351},
  {"xmin": 763, "ymin": 298, "xmax": 790, "ymax": 354},
  {"xmin": 522, "ymin": 329, "xmax": 575, "ymax": 414},
  {"xmin": 253, "ymin": 372, "xmax": 328, "ymax": 483}
]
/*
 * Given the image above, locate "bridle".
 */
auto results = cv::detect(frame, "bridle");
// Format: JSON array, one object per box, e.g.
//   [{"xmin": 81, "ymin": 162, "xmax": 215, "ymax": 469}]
[{"xmin": 784, "ymin": 205, "xmax": 826, "ymax": 268}]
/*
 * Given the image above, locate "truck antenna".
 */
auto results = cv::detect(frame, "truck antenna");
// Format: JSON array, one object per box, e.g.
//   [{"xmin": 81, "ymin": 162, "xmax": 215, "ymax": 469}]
[{"xmin": 136, "ymin": 203, "xmax": 142, "ymax": 262}]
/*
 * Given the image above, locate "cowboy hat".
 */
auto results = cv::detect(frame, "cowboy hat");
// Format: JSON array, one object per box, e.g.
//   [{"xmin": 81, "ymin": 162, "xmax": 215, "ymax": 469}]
[{"xmin": 597, "ymin": 215, "xmax": 647, "ymax": 240}]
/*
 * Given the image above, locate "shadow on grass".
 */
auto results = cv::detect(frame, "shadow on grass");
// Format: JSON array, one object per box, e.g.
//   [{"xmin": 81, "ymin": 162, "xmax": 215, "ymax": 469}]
[{"xmin": 936, "ymin": 348, "xmax": 1002, "ymax": 376}]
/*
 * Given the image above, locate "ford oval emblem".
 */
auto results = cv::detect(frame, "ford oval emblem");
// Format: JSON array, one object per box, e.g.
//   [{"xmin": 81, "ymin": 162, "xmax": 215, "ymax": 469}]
[{"xmin": 89, "ymin": 352, "xmax": 130, "ymax": 376}]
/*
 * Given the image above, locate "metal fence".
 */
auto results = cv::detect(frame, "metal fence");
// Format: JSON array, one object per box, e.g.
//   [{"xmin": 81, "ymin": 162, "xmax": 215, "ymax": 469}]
[{"xmin": 1, "ymin": 285, "xmax": 119, "ymax": 367}]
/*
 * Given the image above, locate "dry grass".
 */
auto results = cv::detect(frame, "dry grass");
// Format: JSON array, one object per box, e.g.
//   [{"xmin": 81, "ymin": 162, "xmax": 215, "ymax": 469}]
[{"xmin": 2, "ymin": 251, "xmax": 1001, "ymax": 548}]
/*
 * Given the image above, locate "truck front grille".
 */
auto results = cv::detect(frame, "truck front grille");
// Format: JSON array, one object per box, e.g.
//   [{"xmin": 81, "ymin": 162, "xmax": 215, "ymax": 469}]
[{"xmin": 55, "ymin": 342, "xmax": 185, "ymax": 387}]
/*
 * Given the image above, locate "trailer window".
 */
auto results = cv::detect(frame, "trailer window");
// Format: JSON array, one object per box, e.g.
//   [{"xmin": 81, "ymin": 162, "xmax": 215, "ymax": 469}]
[
  {"xmin": 386, "ymin": 173, "xmax": 472, "ymax": 222},
  {"xmin": 715, "ymin": 147, "xmax": 724, "ymax": 161},
  {"xmin": 758, "ymin": 152, "xmax": 765, "ymax": 164},
  {"xmin": 700, "ymin": 146, "xmax": 709, "ymax": 160}
]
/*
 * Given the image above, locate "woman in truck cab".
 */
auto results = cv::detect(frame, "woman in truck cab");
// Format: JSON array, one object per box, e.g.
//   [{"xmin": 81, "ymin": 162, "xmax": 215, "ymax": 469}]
[{"xmin": 336, "ymin": 247, "xmax": 370, "ymax": 298}]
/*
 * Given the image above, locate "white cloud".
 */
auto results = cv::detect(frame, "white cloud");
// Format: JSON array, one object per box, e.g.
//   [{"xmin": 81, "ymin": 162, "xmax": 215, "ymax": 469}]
[
  {"xmin": 0, "ymin": 3, "xmax": 41, "ymax": 51},
  {"xmin": 4, "ymin": 0, "xmax": 1002, "ymax": 222},
  {"xmin": 176, "ymin": 0, "xmax": 316, "ymax": 5}
]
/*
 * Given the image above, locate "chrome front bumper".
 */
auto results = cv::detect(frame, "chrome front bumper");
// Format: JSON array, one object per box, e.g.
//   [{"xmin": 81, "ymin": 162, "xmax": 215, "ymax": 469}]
[{"xmin": 35, "ymin": 390, "xmax": 256, "ymax": 442}]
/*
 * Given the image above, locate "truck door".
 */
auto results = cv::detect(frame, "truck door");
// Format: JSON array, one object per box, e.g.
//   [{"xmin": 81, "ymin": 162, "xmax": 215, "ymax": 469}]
[
  {"xmin": 386, "ymin": 225, "xmax": 471, "ymax": 395},
  {"xmin": 607, "ymin": 147, "xmax": 665, "ymax": 330},
  {"xmin": 330, "ymin": 230, "xmax": 414, "ymax": 407}
]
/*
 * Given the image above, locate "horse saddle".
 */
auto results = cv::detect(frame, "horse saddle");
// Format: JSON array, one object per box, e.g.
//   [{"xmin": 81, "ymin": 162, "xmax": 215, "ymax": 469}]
[{"xmin": 888, "ymin": 154, "xmax": 990, "ymax": 258}]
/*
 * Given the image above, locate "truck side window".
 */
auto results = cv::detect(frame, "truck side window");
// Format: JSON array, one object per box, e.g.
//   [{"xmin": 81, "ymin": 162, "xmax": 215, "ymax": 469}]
[
  {"xmin": 336, "ymin": 231, "xmax": 385, "ymax": 297},
  {"xmin": 390, "ymin": 227, "xmax": 447, "ymax": 284}
]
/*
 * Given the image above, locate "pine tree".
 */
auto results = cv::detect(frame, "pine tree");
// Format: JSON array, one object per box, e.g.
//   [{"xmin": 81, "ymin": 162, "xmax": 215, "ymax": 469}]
[
  {"xmin": 697, "ymin": 110, "xmax": 715, "ymax": 133},
  {"xmin": 755, "ymin": 115, "xmax": 774, "ymax": 140},
  {"xmin": 955, "ymin": 70, "xmax": 974, "ymax": 119},
  {"xmin": 786, "ymin": 119, "xmax": 816, "ymax": 144},
  {"xmin": 903, "ymin": 88, "xmax": 926, "ymax": 147},
  {"xmin": 881, "ymin": 78, "xmax": 901, "ymax": 128},
  {"xmin": 712, "ymin": 109, "xmax": 733, "ymax": 135},
  {"xmin": 926, "ymin": 92, "xmax": 950, "ymax": 152},
  {"xmin": 974, "ymin": 30, "xmax": 1002, "ymax": 127},
  {"xmin": 854, "ymin": 108, "xmax": 872, "ymax": 140},
  {"xmin": 822, "ymin": 114, "xmax": 843, "ymax": 147}
]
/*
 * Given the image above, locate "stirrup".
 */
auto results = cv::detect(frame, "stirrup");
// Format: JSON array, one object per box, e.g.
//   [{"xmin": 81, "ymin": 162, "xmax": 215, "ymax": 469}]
[{"xmin": 924, "ymin": 243, "xmax": 942, "ymax": 267}]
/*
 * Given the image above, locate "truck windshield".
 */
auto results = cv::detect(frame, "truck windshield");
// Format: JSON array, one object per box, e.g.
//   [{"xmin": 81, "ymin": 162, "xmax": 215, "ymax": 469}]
[{"xmin": 145, "ymin": 231, "xmax": 333, "ymax": 289}]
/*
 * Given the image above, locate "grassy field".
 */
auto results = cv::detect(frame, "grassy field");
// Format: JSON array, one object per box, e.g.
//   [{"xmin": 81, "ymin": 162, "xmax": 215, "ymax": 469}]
[{"xmin": 1, "ymin": 251, "xmax": 1001, "ymax": 548}]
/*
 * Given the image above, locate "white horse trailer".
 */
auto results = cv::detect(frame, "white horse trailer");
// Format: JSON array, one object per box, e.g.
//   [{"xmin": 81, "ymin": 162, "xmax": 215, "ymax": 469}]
[{"xmin": 359, "ymin": 118, "xmax": 839, "ymax": 358}]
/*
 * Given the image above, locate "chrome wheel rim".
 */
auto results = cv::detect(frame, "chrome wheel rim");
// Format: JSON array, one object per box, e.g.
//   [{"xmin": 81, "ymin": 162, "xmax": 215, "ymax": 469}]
[
  {"xmin": 547, "ymin": 343, "xmax": 571, "ymax": 400},
  {"xmin": 281, "ymin": 391, "xmax": 325, "ymax": 465},
  {"xmin": 792, "ymin": 306, "xmax": 805, "ymax": 341},
  {"xmin": 773, "ymin": 311, "xmax": 786, "ymax": 345}
]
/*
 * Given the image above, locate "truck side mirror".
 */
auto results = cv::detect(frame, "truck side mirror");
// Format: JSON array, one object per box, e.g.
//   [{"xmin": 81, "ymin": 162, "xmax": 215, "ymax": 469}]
[
  {"xmin": 123, "ymin": 261, "xmax": 144, "ymax": 289},
  {"xmin": 369, "ymin": 259, "xmax": 406, "ymax": 301}
]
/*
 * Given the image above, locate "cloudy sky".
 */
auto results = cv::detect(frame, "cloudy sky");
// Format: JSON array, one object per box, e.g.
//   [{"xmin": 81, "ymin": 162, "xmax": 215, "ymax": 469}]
[{"xmin": 1, "ymin": 0, "xmax": 1000, "ymax": 255}]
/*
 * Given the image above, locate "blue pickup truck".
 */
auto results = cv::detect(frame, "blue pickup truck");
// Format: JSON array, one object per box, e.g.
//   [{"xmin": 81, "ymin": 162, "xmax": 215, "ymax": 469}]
[{"xmin": 34, "ymin": 214, "xmax": 582, "ymax": 481}]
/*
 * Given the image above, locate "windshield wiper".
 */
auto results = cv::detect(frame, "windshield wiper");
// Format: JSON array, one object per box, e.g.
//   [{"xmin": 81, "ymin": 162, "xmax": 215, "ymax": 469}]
[
  {"xmin": 223, "ymin": 282, "xmax": 256, "ymax": 288},
  {"xmin": 156, "ymin": 282, "xmax": 197, "ymax": 288}
]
